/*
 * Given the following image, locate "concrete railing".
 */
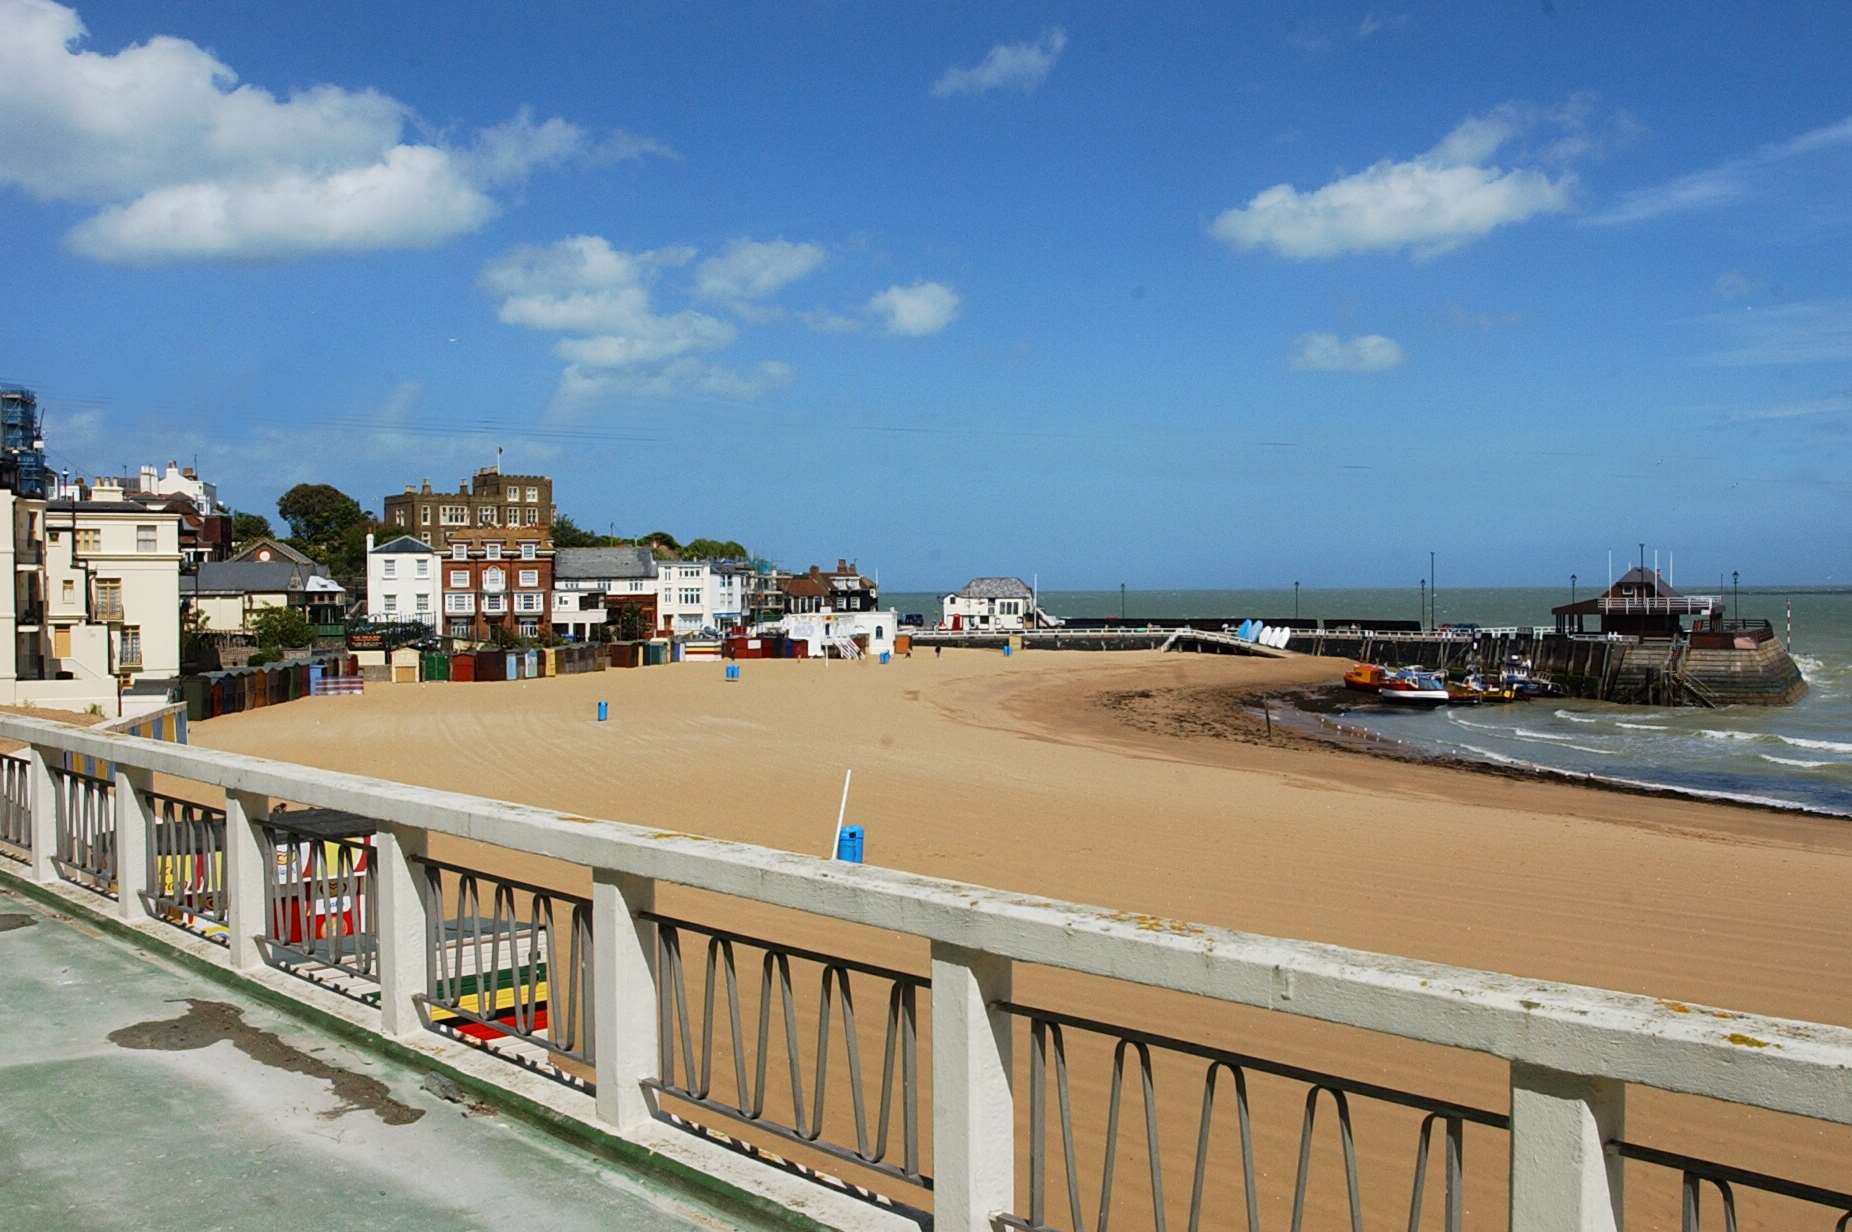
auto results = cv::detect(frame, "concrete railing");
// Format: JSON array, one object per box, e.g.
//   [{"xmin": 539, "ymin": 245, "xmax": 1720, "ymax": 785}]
[{"xmin": 1, "ymin": 713, "xmax": 1849, "ymax": 1230}]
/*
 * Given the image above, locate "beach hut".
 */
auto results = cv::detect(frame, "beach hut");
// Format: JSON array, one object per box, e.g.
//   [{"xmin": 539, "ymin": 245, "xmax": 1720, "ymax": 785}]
[
  {"xmin": 450, "ymin": 652, "xmax": 475, "ymax": 682},
  {"xmin": 182, "ymin": 677, "xmax": 208, "ymax": 722}
]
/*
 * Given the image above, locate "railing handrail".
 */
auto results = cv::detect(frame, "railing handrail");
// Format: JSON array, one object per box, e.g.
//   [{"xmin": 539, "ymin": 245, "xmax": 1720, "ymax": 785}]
[{"xmin": 3, "ymin": 712, "xmax": 1849, "ymax": 1128}]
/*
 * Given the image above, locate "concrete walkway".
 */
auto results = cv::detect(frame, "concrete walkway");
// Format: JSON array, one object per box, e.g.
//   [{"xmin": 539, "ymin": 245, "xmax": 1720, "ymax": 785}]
[{"xmin": 0, "ymin": 885, "xmax": 753, "ymax": 1232}]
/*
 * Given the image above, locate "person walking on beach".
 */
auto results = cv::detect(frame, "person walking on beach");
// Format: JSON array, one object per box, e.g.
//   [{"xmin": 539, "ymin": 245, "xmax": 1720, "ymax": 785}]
[{"xmin": 934, "ymin": 644, "xmax": 942, "ymax": 660}]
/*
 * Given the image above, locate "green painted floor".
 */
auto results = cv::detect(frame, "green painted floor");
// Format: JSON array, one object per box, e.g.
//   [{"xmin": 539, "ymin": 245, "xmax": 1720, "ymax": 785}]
[{"xmin": 0, "ymin": 885, "xmax": 749, "ymax": 1232}]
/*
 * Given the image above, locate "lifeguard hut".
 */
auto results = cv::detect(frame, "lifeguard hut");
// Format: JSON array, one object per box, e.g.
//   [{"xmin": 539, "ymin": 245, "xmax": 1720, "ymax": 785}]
[{"xmin": 1551, "ymin": 567, "xmax": 1719, "ymax": 637}]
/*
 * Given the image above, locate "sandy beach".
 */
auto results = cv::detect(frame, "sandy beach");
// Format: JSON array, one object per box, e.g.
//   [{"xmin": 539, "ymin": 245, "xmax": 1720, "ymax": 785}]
[{"xmin": 183, "ymin": 649, "xmax": 1852, "ymax": 1229}]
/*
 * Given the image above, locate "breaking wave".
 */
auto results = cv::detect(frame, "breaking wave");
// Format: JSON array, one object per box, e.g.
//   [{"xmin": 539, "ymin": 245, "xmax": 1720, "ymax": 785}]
[{"xmin": 1554, "ymin": 710, "xmax": 1599, "ymax": 724}]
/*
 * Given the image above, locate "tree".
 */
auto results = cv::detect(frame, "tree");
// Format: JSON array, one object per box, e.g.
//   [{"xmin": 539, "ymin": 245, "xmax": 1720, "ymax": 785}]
[
  {"xmin": 249, "ymin": 606, "xmax": 312, "ymax": 650},
  {"xmin": 231, "ymin": 511, "xmax": 273, "ymax": 543},
  {"xmin": 683, "ymin": 537, "xmax": 749, "ymax": 560},
  {"xmin": 552, "ymin": 513, "xmax": 606, "ymax": 548},
  {"xmin": 641, "ymin": 530, "xmax": 681, "ymax": 554},
  {"xmin": 277, "ymin": 484, "xmax": 366, "ymax": 545},
  {"xmin": 613, "ymin": 604, "xmax": 647, "ymax": 641}
]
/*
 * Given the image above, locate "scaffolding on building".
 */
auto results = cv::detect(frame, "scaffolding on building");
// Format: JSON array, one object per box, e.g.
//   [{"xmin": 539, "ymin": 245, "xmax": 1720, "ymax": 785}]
[{"xmin": 0, "ymin": 386, "xmax": 49, "ymax": 498}]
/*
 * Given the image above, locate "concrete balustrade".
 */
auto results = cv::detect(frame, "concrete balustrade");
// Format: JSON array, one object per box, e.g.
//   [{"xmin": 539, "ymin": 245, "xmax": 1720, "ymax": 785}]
[{"xmin": 3, "ymin": 713, "xmax": 1849, "ymax": 1232}]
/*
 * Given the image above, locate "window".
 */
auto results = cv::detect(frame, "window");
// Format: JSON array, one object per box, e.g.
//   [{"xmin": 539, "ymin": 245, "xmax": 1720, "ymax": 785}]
[
  {"xmin": 445, "ymin": 594, "xmax": 474, "ymax": 614},
  {"xmin": 482, "ymin": 567, "xmax": 505, "ymax": 591},
  {"xmin": 452, "ymin": 543, "xmax": 467, "ymax": 560},
  {"xmin": 393, "ymin": 508, "xmax": 406, "ymax": 526},
  {"xmin": 521, "ymin": 542, "xmax": 536, "ymax": 560},
  {"xmin": 523, "ymin": 508, "xmax": 538, "ymax": 526},
  {"xmin": 485, "ymin": 543, "xmax": 501, "ymax": 560},
  {"xmin": 506, "ymin": 506, "xmax": 518, "ymax": 525},
  {"xmin": 449, "ymin": 621, "xmax": 471, "ymax": 639},
  {"xmin": 75, "ymin": 528, "xmax": 101, "ymax": 553},
  {"xmin": 414, "ymin": 558, "xmax": 429, "ymax": 578},
  {"xmin": 382, "ymin": 594, "xmax": 397, "ymax": 613},
  {"xmin": 94, "ymin": 578, "xmax": 122, "ymax": 617},
  {"xmin": 525, "ymin": 486, "xmax": 538, "ymax": 502},
  {"xmin": 420, "ymin": 506, "xmax": 432, "ymax": 526},
  {"xmin": 415, "ymin": 594, "xmax": 430, "ymax": 613},
  {"xmin": 61, "ymin": 579, "xmax": 75, "ymax": 603},
  {"xmin": 119, "ymin": 625, "xmax": 142, "ymax": 666},
  {"xmin": 441, "ymin": 505, "xmax": 468, "ymax": 526},
  {"xmin": 516, "ymin": 593, "xmax": 542, "ymax": 613},
  {"xmin": 478, "ymin": 506, "xmax": 497, "ymax": 525},
  {"xmin": 681, "ymin": 588, "xmax": 702, "ymax": 605},
  {"xmin": 518, "ymin": 569, "xmax": 539, "ymax": 588},
  {"xmin": 482, "ymin": 595, "xmax": 506, "ymax": 614},
  {"xmin": 136, "ymin": 524, "xmax": 157, "ymax": 552},
  {"xmin": 519, "ymin": 620, "xmax": 539, "ymax": 637},
  {"xmin": 449, "ymin": 570, "xmax": 469, "ymax": 588},
  {"xmin": 382, "ymin": 559, "xmax": 397, "ymax": 578}
]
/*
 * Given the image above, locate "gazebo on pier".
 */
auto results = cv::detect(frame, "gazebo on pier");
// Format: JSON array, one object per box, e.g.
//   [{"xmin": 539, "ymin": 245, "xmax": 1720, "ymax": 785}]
[{"xmin": 1552, "ymin": 567, "xmax": 1720, "ymax": 636}]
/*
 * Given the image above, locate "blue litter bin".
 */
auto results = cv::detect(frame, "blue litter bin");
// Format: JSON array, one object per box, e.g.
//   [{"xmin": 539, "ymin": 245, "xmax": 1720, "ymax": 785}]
[
  {"xmin": 1002, "ymin": 643, "xmax": 1013, "ymax": 657},
  {"xmin": 835, "ymin": 824, "xmax": 864, "ymax": 864},
  {"xmin": 597, "ymin": 700, "xmax": 608, "ymax": 722},
  {"xmin": 879, "ymin": 651, "xmax": 890, "ymax": 665},
  {"xmin": 725, "ymin": 663, "xmax": 740, "ymax": 681}
]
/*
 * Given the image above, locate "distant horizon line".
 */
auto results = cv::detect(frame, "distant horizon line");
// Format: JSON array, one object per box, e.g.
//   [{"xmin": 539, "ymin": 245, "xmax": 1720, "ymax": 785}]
[{"xmin": 875, "ymin": 583, "xmax": 1848, "ymax": 594}]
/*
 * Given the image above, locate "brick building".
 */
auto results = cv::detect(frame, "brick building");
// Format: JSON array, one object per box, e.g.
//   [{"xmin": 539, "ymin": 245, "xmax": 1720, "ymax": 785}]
[
  {"xmin": 383, "ymin": 468, "xmax": 553, "ymax": 551},
  {"xmin": 440, "ymin": 526, "xmax": 554, "ymax": 642}
]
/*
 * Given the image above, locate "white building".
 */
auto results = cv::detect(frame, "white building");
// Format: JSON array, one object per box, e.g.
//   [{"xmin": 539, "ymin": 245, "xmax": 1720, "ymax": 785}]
[
  {"xmin": 777, "ymin": 608, "xmax": 900, "ymax": 659},
  {"xmin": 941, "ymin": 576, "xmax": 1035, "ymax": 630},
  {"xmin": 137, "ymin": 461, "xmax": 222, "ymax": 513},
  {"xmin": 657, "ymin": 560, "xmax": 749, "ymax": 635},
  {"xmin": 0, "ymin": 492, "xmax": 185, "ymax": 716},
  {"xmin": 366, "ymin": 534, "xmax": 439, "ymax": 628}
]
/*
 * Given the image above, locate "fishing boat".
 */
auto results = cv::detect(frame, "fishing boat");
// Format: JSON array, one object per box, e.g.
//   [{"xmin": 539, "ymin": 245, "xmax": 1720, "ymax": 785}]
[
  {"xmin": 1379, "ymin": 668, "xmax": 1449, "ymax": 707},
  {"xmin": 1446, "ymin": 672, "xmax": 1517, "ymax": 705},
  {"xmin": 1343, "ymin": 663, "xmax": 1389, "ymax": 693},
  {"xmin": 1500, "ymin": 655, "xmax": 1565, "ymax": 699}
]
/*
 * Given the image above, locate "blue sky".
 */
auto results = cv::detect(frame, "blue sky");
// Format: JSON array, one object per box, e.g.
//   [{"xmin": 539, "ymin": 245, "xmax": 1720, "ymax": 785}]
[{"xmin": 2, "ymin": 1, "xmax": 1848, "ymax": 589}]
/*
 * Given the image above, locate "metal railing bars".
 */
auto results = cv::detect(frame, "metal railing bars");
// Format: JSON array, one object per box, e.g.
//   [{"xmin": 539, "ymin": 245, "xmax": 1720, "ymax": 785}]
[
  {"xmin": 414, "ymin": 856, "xmax": 593, "ymax": 1070},
  {"xmin": 262, "ymin": 817, "xmax": 377, "ymax": 983},
  {"xmin": 1614, "ymin": 1140, "xmax": 1852, "ymax": 1230},
  {"xmin": 0, "ymin": 752, "xmax": 29, "ymax": 858},
  {"xmin": 50, "ymin": 765, "xmax": 114, "ymax": 895},
  {"xmin": 643, "ymin": 911, "xmax": 928, "ymax": 1189},
  {"xmin": 998, "ymin": 1001, "xmax": 1501, "ymax": 1232},
  {"xmin": 140, "ymin": 791, "xmax": 227, "ymax": 941}
]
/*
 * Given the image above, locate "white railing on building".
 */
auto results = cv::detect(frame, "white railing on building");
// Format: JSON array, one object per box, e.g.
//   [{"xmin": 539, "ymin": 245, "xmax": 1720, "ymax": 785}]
[{"xmin": 1, "ymin": 714, "xmax": 1848, "ymax": 1231}]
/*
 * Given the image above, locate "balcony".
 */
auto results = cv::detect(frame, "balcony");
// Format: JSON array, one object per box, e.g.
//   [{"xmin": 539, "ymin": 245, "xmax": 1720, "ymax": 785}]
[{"xmin": 1, "ymin": 722, "xmax": 1849, "ymax": 1232}]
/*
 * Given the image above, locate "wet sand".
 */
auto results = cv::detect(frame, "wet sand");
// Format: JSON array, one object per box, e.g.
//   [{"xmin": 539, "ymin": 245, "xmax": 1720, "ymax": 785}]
[{"xmin": 182, "ymin": 649, "xmax": 1852, "ymax": 1229}]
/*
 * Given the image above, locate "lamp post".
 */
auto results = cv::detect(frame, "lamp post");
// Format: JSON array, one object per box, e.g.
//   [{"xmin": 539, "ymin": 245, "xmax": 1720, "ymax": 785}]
[
  {"xmin": 1294, "ymin": 581, "xmax": 1300, "ymax": 620},
  {"xmin": 1419, "ymin": 578, "xmax": 1426, "ymax": 630},
  {"xmin": 1571, "ymin": 573, "xmax": 1577, "ymax": 606},
  {"xmin": 1119, "ymin": 582, "xmax": 1125, "ymax": 622},
  {"xmin": 1732, "ymin": 570, "xmax": 1739, "ymax": 623},
  {"xmin": 1430, "ymin": 550, "xmax": 1436, "ymax": 629}
]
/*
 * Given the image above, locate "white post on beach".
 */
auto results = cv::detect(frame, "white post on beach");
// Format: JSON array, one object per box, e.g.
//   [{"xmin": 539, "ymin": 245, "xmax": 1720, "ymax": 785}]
[
  {"xmin": 26, "ymin": 743, "xmax": 59, "ymax": 884},
  {"xmin": 593, "ymin": 867, "xmax": 659, "ymax": 1130},
  {"xmin": 1508, "ymin": 1063, "xmax": 1625, "ymax": 1232},
  {"xmin": 931, "ymin": 942, "xmax": 1014, "ymax": 1232},
  {"xmin": 223, "ymin": 789, "xmax": 271, "ymax": 971},
  {"xmin": 375, "ymin": 824, "xmax": 431, "ymax": 1037},
  {"xmin": 828, "ymin": 768, "xmax": 852, "ymax": 858},
  {"xmin": 112, "ymin": 763, "xmax": 154, "ymax": 923}
]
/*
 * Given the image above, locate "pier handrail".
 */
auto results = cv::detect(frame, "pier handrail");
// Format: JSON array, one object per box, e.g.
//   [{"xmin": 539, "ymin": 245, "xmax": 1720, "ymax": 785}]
[{"xmin": 3, "ymin": 711, "xmax": 1849, "ymax": 1230}]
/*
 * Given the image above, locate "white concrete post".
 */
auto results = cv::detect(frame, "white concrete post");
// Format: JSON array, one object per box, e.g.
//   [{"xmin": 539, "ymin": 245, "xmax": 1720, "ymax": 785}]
[
  {"xmin": 592, "ymin": 868, "xmax": 659, "ymax": 1131},
  {"xmin": 222, "ymin": 789, "xmax": 271, "ymax": 970},
  {"xmin": 112, "ymin": 764, "xmax": 154, "ymax": 923},
  {"xmin": 374, "ymin": 825, "xmax": 431, "ymax": 1037},
  {"xmin": 1510, "ymin": 1063, "xmax": 1626, "ymax": 1232},
  {"xmin": 931, "ymin": 941, "xmax": 1015, "ymax": 1232},
  {"xmin": 25, "ymin": 744, "xmax": 58, "ymax": 883}
]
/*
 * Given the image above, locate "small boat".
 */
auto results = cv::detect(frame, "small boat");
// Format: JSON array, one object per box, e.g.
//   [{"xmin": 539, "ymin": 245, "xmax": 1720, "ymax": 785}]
[
  {"xmin": 1446, "ymin": 672, "xmax": 1517, "ymax": 705},
  {"xmin": 1344, "ymin": 663, "xmax": 1389, "ymax": 693},
  {"xmin": 1379, "ymin": 668, "xmax": 1449, "ymax": 707},
  {"xmin": 1500, "ymin": 655, "xmax": 1564, "ymax": 699}
]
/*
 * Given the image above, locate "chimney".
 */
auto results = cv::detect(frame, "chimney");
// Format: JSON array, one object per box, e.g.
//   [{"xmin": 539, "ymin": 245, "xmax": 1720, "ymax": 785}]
[
  {"xmin": 366, "ymin": 532, "xmax": 375, "ymax": 553},
  {"xmin": 837, "ymin": 558, "xmax": 848, "ymax": 574},
  {"xmin": 421, "ymin": 479, "xmax": 432, "ymax": 495}
]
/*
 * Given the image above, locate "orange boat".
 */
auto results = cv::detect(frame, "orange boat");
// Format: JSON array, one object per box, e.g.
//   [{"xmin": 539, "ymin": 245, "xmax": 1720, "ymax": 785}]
[{"xmin": 1343, "ymin": 663, "xmax": 1389, "ymax": 693}]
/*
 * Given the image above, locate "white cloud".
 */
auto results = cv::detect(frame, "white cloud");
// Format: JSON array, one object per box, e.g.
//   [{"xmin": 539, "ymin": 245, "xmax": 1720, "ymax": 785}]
[
  {"xmin": 931, "ymin": 29, "xmax": 1066, "ymax": 97},
  {"xmin": 1290, "ymin": 332, "xmax": 1405, "ymax": 372},
  {"xmin": 0, "ymin": 0, "xmax": 663, "ymax": 261},
  {"xmin": 1212, "ymin": 104, "xmax": 1578, "ymax": 259},
  {"xmin": 800, "ymin": 309, "xmax": 863, "ymax": 334},
  {"xmin": 557, "ymin": 359, "xmax": 795, "ymax": 405},
  {"xmin": 1357, "ymin": 12, "xmax": 1409, "ymax": 36},
  {"xmin": 1590, "ymin": 113, "xmax": 1852, "ymax": 226},
  {"xmin": 695, "ymin": 238, "xmax": 827, "ymax": 304},
  {"xmin": 867, "ymin": 281, "xmax": 960, "ymax": 336},
  {"xmin": 483, "ymin": 236, "xmax": 732, "ymax": 367},
  {"xmin": 1696, "ymin": 300, "xmax": 1852, "ymax": 366},
  {"xmin": 1713, "ymin": 271, "xmax": 1752, "ymax": 300}
]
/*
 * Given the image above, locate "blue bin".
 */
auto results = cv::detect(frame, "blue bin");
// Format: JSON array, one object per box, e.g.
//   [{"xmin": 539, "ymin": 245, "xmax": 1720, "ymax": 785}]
[
  {"xmin": 725, "ymin": 663, "xmax": 740, "ymax": 682},
  {"xmin": 1002, "ymin": 644, "xmax": 1013, "ymax": 657},
  {"xmin": 879, "ymin": 651, "xmax": 890, "ymax": 665},
  {"xmin": 597, "ymin": 700, "xmax": 608, "ymax": 722},
  {"xmin": 835, "ymin": 824, "xmax": 864, "ymax": 864}
]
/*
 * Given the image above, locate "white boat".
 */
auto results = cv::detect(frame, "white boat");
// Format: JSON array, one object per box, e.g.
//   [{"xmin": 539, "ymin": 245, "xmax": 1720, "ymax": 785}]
[{"xmin": 1379, "ymin": 668, "xmax": 1449, "ymax": 707}]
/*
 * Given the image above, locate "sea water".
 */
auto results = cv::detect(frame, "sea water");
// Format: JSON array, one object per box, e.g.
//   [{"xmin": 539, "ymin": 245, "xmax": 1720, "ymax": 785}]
[{"xmin": 885, "ymin": 587, "xmax": 1852, "ymax": 818}]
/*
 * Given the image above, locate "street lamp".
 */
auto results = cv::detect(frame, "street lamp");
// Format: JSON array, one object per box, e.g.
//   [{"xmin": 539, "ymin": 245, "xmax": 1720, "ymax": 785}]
[
  {"xmin": 1119, "ymin": 582, "xmax": 1125, "ymax": 621},
  {"xmin": 1732, "ymin": 570, "xmax": 1740, "ymax": 623},
  {"xmin": 1294, "ymin": 581, "xmax": 1300, "ymax": 620},
  {"xmin": 1419, "ymin": 578, "xmax": 1426, "ymax": 630},
  {"xmin": 1570, "ymin": 573, "xmax": 1577, "ymax": 606}
]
